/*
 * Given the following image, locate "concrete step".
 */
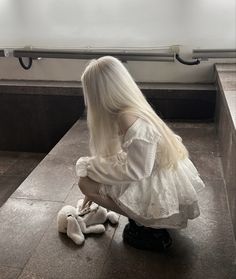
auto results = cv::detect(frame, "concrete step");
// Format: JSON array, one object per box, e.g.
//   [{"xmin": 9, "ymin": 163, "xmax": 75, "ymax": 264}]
[{"xmin": 215, "ymin": 63, "xmax": 236, "ymax": 240}]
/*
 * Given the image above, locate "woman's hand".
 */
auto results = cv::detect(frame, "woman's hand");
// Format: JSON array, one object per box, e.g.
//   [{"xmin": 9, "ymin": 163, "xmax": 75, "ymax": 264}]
[{"xmin": 81, "ymin": 195, "xmax": 92, "ymax": 210}]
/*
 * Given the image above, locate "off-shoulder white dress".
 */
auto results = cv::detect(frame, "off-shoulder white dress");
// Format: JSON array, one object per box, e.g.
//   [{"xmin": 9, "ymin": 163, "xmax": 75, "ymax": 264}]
[{"xmin": 76, "ymin": 118, "xmax": 205, "ymax": 229}]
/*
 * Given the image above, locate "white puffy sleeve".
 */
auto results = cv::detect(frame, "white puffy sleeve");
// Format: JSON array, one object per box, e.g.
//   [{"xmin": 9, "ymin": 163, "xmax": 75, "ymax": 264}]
[{"xmin": 75, "ymin": 120, "xmax": 160, "ymax": 186}]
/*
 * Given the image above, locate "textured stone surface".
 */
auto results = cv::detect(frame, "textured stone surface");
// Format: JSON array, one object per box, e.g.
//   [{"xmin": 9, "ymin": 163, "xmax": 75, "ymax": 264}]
[
  {"xmin": 64, "ymin": 183, "xmax": 84, "ymax": 206},
  {"xmin": 17, "ymin": 218, "xmax": 117, "ymax": 279},
  {"xmin": 218, "ymin": 71, "xmax": 236, "ymax": 91},
  {"xmin": 224, "ymin": 91, "xmax": 236, "ymax": 128},
  {"xmin": 217, "ymin": 94, "xmax": 231, "ymax": 175},
  {"xmin": 216, "ymin": 64, "xmax": 236, "ymax": 240},
  {"xmin": 0, "ymin": 175, "xmax": 25, "ymax": 206},
  {"xmin": 171, "ymin": 123, "xmax": 219, "ymax": 154},
  {"xmin": 11, "ymin": 155, "xmax": 77, "ymax": 202},
  {"xmin": 216, "ymin": 64, "xmax": 236, "ymax": 130},
  {"xmin": 4, "ymin": 152, "xmax": 45, "ymax": 177},
  {"xmin": 215, "ymin": 64, "xmax": 236, "ymax": 72},
  {"xmin": 1, "ymin": 118, "xmax": 235, "ymax": 278},
  {"xmin": 190, "ymin": 151, "xmax": 223, "ymax": 180},
  {"xmin": 49, "ymin": 119, "xmax": 90, "ymax": 161},
  {"xmin": 0, "ymin": 266, "xmax": 22, "ymax": 279},
  {"xmin": 0, "ymin": 151, "xmax": 19, "ymax": 175},
  {"xmin": 0, "ymin": 198, "xmax": 62, "ymax": 268},
  {"xmin": 0, "ymin": 151, "xmax": 45, "ymax": 207},
  {"xmin": 225, "ymin": 133, "xmax": 236, "ymax": 237},
  {"xmin": 100, "ymin": 179, "xmax": 236, "ymax": 279}
]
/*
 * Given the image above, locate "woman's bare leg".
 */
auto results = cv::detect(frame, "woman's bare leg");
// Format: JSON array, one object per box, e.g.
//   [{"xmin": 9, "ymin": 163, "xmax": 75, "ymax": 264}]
[{"xmin": 78, "ymin": 176, "xmax": 128, "ymax": 217}]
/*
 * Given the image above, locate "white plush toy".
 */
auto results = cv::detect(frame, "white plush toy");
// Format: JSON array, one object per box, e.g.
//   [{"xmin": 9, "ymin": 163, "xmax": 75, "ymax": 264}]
[{"xmin": 57, "ymin": 199, "xmax": 119, "ymax": 245}]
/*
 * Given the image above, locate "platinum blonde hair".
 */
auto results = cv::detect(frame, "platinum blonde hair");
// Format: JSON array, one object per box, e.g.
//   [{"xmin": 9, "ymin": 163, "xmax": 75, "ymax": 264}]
[{"xmin": 81, "ymin": 56, "xmax": 188, "ymax": 169}]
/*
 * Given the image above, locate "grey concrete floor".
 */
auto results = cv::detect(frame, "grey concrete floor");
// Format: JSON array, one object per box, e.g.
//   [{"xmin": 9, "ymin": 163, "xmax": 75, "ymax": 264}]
[
  {"xmin": 0, "ymin": 119, "xmax": 235, "ymax": 279},
  {"xmin": 0, "ymin": 151, "xmax": 45, "ymax": 207}
]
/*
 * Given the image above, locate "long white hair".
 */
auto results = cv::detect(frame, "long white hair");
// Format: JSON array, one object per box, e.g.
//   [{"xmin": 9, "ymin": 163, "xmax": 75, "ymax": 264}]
[{"xmin": 81, "ymin": 56, "xmax": 188, "ymax": 169}]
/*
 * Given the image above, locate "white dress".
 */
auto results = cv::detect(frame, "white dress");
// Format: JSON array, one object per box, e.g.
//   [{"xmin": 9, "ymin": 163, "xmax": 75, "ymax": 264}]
[{"xmin": 76, "ymin": 118, "xmax": 205, "ymax": 229}]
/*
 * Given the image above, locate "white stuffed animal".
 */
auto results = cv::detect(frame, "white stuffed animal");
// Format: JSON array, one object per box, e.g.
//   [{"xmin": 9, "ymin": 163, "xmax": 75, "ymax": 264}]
[{"xmin": 57, "ymin": 199, "xmax": 119, "ymax": 245}]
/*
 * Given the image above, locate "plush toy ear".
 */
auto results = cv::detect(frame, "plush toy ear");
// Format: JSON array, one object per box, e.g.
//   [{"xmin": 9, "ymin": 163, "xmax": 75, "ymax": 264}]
[
  {"xmin": 107, "ymin": 211, "xmax": 119, "ymax": 224},
  {"xmin": 67, "ymin": 216, "xmax": 85, "ymax": 245}
]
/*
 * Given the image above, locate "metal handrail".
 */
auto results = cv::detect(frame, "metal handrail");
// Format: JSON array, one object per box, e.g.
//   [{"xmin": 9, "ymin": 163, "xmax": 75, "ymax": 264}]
[
  {"xmin": 13, "ymin": 49, "xmax": 175, "ymax": 62},
  {"xmin": 1, "ymin": 47, "xmax": 234, "ymax": 70},
  {"xmin": 193, "ymin": 49, "xmax": 236, "ymax": 59}
]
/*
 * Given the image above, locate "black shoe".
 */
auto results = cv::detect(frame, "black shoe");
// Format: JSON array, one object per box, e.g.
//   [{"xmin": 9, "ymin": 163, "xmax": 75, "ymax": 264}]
[{"xmin": 122, "ymin": 219, "xmax": 172, "ymax": 251}]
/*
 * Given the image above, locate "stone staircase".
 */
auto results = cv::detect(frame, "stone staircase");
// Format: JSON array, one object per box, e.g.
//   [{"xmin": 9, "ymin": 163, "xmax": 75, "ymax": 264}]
[{"xmin": 0, "ymin": 65, "xmax": 236, "ymax": 278}]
